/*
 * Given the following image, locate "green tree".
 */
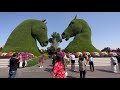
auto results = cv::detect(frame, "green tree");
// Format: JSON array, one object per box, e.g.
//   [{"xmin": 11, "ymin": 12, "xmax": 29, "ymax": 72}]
[
  {"xmin": 101, "ymin": 47, "xmax": 111, "ymax": 52},
  {"xmin": 0, "ymin": 47, "xmax": 2, "ymax": 52},
  {"xmin": 49, "ymin": 32, "xmax": 62, "ymax": 53}
]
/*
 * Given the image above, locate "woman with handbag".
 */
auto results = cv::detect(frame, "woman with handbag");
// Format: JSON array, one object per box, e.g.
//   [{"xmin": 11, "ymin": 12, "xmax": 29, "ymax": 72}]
[{"xmin": 110, "ymin": 54, "xmax": 117, "ymax": 73}]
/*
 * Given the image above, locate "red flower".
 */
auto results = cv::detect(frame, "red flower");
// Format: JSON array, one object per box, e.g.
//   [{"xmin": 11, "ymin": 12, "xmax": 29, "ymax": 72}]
[
  {"xmin": 74, "ymin": 53, "xmax": 79, "ymax": 58},
  {"xmin": 66, "ymin": 53, "xmax": 70, "ymax": 58}
]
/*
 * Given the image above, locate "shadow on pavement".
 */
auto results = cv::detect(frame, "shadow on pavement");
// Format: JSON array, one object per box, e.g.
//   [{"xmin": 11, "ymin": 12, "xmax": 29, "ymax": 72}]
[
  {"xmin": 49, "ymin": 65, "xmax": 53, "ymax": 67},
  {"xmin": 96, "ymin": 69, "xmax": 113, "ymax": 73},
  {"xmin": 67, "ymin": 76, "xmax": 77, "ymax": 78},
  {"xmin": 44, "ymin": 68, "xmax": 52, "ymax": 72},
  {"xmin": 68, "ymin": 69, "xmax": 79, "ymax": 73}
]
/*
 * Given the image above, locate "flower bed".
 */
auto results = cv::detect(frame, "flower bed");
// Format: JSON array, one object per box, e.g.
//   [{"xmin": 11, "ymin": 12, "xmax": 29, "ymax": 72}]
[
  {"xmin": 18, "ymin": 52, "xmax": 34, "ymax": 61},
  {"xmin": 0, "ymin": 52, "xmax": 34, "ymax": 60},
  {"xmin": 0, "ymin": 56, "xmax": 11, "ymax": 59},
  {"xmin": 64, "ymin": 51, "xmax": 114, "ymax": 58}
]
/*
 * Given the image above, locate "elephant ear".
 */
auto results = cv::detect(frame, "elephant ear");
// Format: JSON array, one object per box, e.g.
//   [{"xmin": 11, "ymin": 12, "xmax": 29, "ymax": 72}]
[
  {"xmin": 74, "ymin": 15, "xmax": 77, "ymax": 19},
  {"xmin": 42, "ymin": 19, "xmax": 46, "ymax": 22},
  {"xmin": 42, "ymin": 19, "xmax": 47, "ymax": 24}
]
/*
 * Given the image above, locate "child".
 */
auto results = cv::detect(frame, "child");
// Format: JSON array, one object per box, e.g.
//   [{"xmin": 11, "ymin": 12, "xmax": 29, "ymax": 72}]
[{"xmin": 39, "ymin": 55, "xmax": 45, "ymax": 68}]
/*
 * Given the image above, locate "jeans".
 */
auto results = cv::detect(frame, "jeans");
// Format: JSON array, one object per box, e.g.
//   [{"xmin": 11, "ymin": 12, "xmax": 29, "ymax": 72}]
[
  {"xmin": 80, "ymin": 70, "xmax": 86, "ymax": 78},
  {"xmin": 8, "ymin": 71, "xmax": 17, "ymax": 78},
  {"xmin": 89, "ymin": 62, "xmax": 94, "ymax": 71}
]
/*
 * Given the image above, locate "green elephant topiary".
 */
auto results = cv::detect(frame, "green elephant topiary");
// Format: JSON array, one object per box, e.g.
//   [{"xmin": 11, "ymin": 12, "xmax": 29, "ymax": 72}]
[
  {"xmin": 61, "ymin": 16, "xmax": 100, "ymax": 53},
  {"xmin": 2, "ymin": 19, "xmax": 48, "ymax": 56}
]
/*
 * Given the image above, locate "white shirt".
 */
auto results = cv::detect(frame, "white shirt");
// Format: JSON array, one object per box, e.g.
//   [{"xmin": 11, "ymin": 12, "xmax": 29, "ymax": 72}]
[
  {"xmin": 111, "ymin": 57, "xmax": 117, "ymax": 64},
  {"xmin": 89, "ymin": 57, "xmax": 94, "ymax": 62},
  {"xmin": 70, "ymin": 54, "xmax": 75, "ymax": 60},
  {"xmin": 64, "ymin": 54, "xmax": 67, "ymax": 59}
]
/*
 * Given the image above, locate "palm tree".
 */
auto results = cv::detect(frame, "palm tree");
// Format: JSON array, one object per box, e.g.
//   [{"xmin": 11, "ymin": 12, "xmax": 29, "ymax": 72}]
[{"xmin": 49, "ymin": 32, "xmax": 62, "ymax": 53}]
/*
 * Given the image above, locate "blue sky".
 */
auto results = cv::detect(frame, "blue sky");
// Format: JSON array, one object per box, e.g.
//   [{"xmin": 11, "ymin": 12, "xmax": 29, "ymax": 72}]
[{"xmin": 0, "ymin": 12, "xmax": 120, "ymax": 50}]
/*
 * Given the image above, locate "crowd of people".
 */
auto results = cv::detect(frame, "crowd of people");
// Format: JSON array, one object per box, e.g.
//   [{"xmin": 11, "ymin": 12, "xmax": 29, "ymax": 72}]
[
  {"xmin": 8, "ymin": 50, "xmax": 120, "ymax": 78},
  {"xmin": 51, "ymin": 50, "xmax": 120, "ymax": 78},
  {"xmin": 50, "ymin": 49, "xmax": 95, "ymax": 78}
]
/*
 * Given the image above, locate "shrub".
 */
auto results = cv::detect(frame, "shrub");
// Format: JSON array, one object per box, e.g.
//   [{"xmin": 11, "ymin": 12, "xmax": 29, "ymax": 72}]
[
  {"xmin": 90, "ymin": 52, "xmax": 95, "ymax": 57},
  {"xmin": 77, "ymin": 52, "xmax": 82, "ymax": 57},
  {"xmin": 41, "ymin": 53, "xmax": 49, "ymax": 60},
  {"xmin": 27, "ymin": 53, "xmax": 49, "ymax": 67},
  {"xmin": 99, "ymin": 52, "xmax": 104, "ymax": 57},
  {"xmin": 82, "ymin": 52, "xmax": 86, "ymax": 57},
  {"xmin": 0, "ymin": 56, "xmax": 11, "ymax": 59},
  {"xmin": 27, "ymin": 56, "xmax": 39, "ymax": 67},
  {"xmin": 86, "ymin": 52, "xmax": 90, "ymax": 55},
  {"xmin": 107, "ymin": 53, "xmax": 111, "ymax": 57}
]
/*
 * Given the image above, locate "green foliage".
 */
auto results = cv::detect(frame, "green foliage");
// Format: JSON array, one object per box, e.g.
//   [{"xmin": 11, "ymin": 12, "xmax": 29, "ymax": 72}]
[
  {"xmin": 107, "ymin": 53, "xmax": 111, "ymax": 57},
  {"xmin": 0, "ymin": 56, "xmax": 11, "ymax": 59},
  {"xmin": 42, "ymin": 53, "xmax": 49, "ymax": 60},
  {"xmin": 0, "ymin": 47, "xmax": 2, "ymax": 52},
  {"xmin": 27, "ymin": 54, "xmax": 49, "ymax": 67},
  {"xmin": 62, "ymin": 18, "xmax": 100, "ymax": 53},
  {"xmin": 2, "ymin": 19, "xmax": 48, "ymax": 56},
  {"xmin": 49, "ymin": 32, "xmax": 62, "ymax": 53},
  {"xmin": 40, "ymin": 49, "xmax": 47, "ymax": 54},
  {"xmin": 27, "ymin": 56, "xmax": 39, "ymax": 67},
  {"xmin": 101, "ymin": 47, "xmax": 110, "ymax": 52},
  {"xmin": 47, "ymin": 46, "xmax": 56, "ymax": 55}
]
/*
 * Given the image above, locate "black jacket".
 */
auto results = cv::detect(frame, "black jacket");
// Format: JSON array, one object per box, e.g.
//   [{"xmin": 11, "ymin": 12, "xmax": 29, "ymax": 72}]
[
  {"xmin": 9, "ymin": 57, "xmax": 19, "ymax": 71},
  {"xmin": 116, "ymin": 56, "xmax": 120, "ymax": 63}
]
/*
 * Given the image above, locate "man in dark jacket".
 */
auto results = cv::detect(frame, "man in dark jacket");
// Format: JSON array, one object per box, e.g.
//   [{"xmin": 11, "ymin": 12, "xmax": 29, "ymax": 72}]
[{"xmin": 8, "ymin": 53, "xmax": 19, "ymax": 78}]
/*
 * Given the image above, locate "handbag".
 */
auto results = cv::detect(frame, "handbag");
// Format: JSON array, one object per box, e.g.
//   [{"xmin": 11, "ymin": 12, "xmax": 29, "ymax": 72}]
[
  {"xmin": 113, "ymin": 63, "xmax": 116, "ymax": 65},
  {"xmin": 65, "ymin": 71, "xmax": 68, "ymax": 77}
]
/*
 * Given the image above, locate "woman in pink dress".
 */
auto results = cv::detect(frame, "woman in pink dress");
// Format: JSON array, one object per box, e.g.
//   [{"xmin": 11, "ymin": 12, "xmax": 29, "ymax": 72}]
[
  {"xmin": 52, "ymin": 54, "xmax": 66, "ymax": 78},
  {"xmin": 39, "ymin": 55, "xmax": 45, "ymax": 68}
]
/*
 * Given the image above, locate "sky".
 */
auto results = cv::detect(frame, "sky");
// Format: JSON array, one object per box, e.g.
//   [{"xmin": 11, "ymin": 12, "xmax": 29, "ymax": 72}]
[{"xmin": 0, "ymin": 12, "xmax": 120, "ymax": 50}]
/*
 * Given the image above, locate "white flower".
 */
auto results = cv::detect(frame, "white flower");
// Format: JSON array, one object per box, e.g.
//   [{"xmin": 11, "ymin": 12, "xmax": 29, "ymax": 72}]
[
  {"xmin": 1, "ymin": 53, "xmax": 7, "ymax": 56},
  {"xmin": 77, "ymin": 52, "xmax": 82, "ymax": 56}
]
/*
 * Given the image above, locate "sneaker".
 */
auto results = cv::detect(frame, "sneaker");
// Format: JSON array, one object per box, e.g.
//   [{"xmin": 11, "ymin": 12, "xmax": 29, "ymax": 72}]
[
  {"xmin": 39, "ymin": 66, "xmax": 41, "ymax": 68},
  {"xmin": 113, "ymin": 71, "xmax": 117, "ymax": 73},
  {"xmin": 42, "ymin": 66, "xmax": 43, "ymax": 68}
]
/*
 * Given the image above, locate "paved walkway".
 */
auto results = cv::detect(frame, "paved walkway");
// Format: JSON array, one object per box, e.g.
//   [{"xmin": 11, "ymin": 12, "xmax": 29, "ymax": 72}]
[{"xmin": 0, "ymin": 59, "xmax": 120, "ymax": 78}]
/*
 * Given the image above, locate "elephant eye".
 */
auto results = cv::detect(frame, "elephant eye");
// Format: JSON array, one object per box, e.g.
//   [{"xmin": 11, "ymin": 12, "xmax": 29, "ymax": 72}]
[{"xmin": 42, "ymin": 27, "xmax": 45, "ymax": 29}]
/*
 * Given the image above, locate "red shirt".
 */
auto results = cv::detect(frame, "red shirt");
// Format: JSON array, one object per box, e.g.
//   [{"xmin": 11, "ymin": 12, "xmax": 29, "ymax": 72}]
[{"xmin": 52, "ymin": 62, "xmax": 65, "ymax": 78}]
